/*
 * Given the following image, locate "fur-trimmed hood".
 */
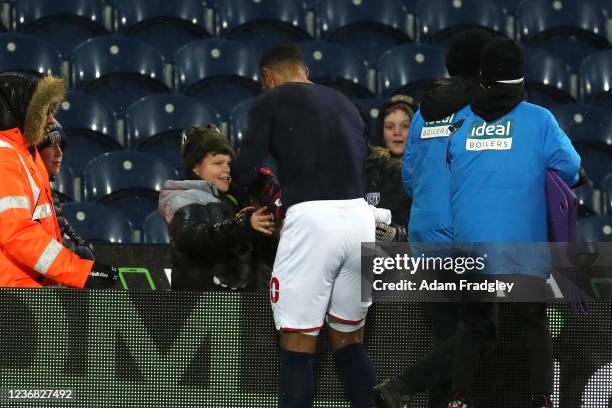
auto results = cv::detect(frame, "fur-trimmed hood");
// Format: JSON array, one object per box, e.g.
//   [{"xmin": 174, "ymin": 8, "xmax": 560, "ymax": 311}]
[{"xmin": 0, "ymin": 72, "xmax": 66, "ymax": 146}]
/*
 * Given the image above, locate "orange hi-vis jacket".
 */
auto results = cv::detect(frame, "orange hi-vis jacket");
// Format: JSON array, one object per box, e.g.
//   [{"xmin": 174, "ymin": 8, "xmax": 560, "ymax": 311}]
[{"xmin": 0, "ymin": 128, "xmax": 93, "ymax": 287}]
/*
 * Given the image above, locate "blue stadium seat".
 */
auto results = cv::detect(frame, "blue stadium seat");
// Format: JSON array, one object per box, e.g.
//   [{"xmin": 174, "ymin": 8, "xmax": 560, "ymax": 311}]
[
  {"xmin": 604, "ymin": 173, "xmax": 612, "ymax": 214},
  {"xmin": 126, "ymin": 94, "xmax": 221, "ymax": 172},
  {"xmin": 115, "ymin": 0, "xmax": 211, "ymax": 61},
  {"xmin": 550, "ymin": 104, "xmax": 608, "ymax": 141},
  {"xmin": 174, "ymin": 39, "xmax": 260, "ymax": 118},
  {"xmin": 71, "ymin": 36, "xmax": 170, "ymax": 118},
  {"xmin": 0, "ymin": 33, "xmax": 61, "ymax": 75},
  {"xmin": 51, "ymin": 164, "xmax": 75, "ymax": 203},
  {"xmin": 576, "ymin": 215, "xmax": 612, "ymax": 242},
  {"xmin": 573, "ymin": 180, "xmax": 598, "ymax": 217},
  {"xmin": 62, "ymin": 202, "xmax": 133, "ymax": 244},
  {"xmin": 416, "ymin": 0, "xmax": 508, "ymax": 44},
  {"xmin": 524, "ymin": 48, "xmax": 575, "ymax": 108},
  {"xmin": 516, "ymin": 0, "xmax": 609, "ymax": 71},
  {"xmin": 377, "ymin": 43, "xmax": 447, "ymax": 99},
  {"xmin": 575, "ymin": 146, "xmax": 612, "ymax": 188},
  {"xmin": 142, "ymin": 211, "xmax": 169, "ymax": 244},
  {"xmin": 13, "ymin": 0, "xmax": 109, "ymax": 59},
  {"xmin": 229, "ymin": 98, "xmax": 254, "ymax": 149},
  {"xmin": 296, "ymin": 42, "xmax": 373, "ymax": 98},
  {"xmin": 217, "ymin": 0, "xmax": 311, "ymax": 50},
  {"xmin": 82, "ymin": 151, "xmax": 178, "ymax": 229},
  {"xmin": 551, "ymin": 104, "xmax": 612, "ymax": 155},
  {"xmin": 580, "ymin": 49, "xmax": 612, "ymax": 107},
  {"xmin": 55, "ymin": 91, "xmax": 121, "ymax": 177},
  {"xmin": 317, "ymin": 0, "xmax": 411, "ymax": 66},
  {"xmin": 353, "ymin": 98, "xmax": 384, "ymax": 143}
]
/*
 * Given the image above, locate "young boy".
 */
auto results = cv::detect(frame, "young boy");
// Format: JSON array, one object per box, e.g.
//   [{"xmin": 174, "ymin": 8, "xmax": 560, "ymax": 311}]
[{"xmin": 159, "ymin": 125, "xmax": 274, "ymax": 290}]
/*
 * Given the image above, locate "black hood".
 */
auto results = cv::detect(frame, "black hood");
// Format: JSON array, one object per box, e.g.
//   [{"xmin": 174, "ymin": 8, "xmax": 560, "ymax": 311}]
[
  {"xmin": 0, "ymin": 72, "xmax": 66, "ymax": 146},
  {"xmin": 0, "ymin": 72, "xmax": 39, "ymax": 134},
  {"xmin": 419, "ymin": 75, "xmax": 481, "ymax": 122}
]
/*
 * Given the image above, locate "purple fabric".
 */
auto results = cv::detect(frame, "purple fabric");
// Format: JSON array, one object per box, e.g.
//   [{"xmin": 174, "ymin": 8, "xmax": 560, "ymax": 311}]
[{"xmin": 546, "ymin": 169, "xmax": 577, "ymax": 243}]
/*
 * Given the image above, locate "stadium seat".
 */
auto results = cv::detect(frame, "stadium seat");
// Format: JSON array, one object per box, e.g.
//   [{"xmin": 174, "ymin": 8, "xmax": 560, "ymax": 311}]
[
  {"xmin": 416, "ymin": 0, "xmax": 508, "ymax": 44},
  {"xmin": 353, "ymin": 98, "xmax": 384, "ymax": 143},
  {"xmin": 13, "ymin": 0, "xmax": 109, "ymax": 59},
  {"xmin": 296, "ymin": 42, "xmax": 373, "ymax": 98},
  {"xmin": 55, "ymin": 91, "xmax": 121, "ymax": 176},
  {"xmin": 576, "ymin": 215, "xmax": 612, "ymax": 242},
  {"xmin": 126, "ymin": 94, "xmax": 221, "ymax": 172},
  {"xmin": 217, "ymin": 0, "xmax": 311, "ymax": 50},
  {"xmin": 142, "ymin": 211, "xmax": 169, "ymax": 244},
  {"xmin": 174, "ymin": 39, "xmax": 260, "ymax": 117},
  {"xmin": 115, "ymin": 0, "xmax": 211, "ymax": 61},
  {"xmin": 523, "ymin": 48, "xmax": 575, "ymax": 108},
  {"xmin": 229, "ymin": 98, "xmax": 254, "ymax": 148},
  {"xmin": 550, "ymin": 104, "xmax": 608, "ymax": 141},
  {"xmin": 516, "ymin": 0, "xmax": 610, "ymax": 71},
  {"xmin": 581, "ymin": 49, "xmax": 612, "ymax": 107},
  {"xmin": 62, "ymin": 202, "xmax": 133, "ymax": 244},
  {"xmin": 82, "ymin": 151, "xmax": 178, "ymax": 229},
  {"xmin": 71, "ymin": 35, "xmax": 170, "ymax": 118},
  {"xmin": 603, "ymin": 173, "xmax": 612, "ymax": 214},
  {"xmin": 0, "ymin": 33, "xmax": 61, "ymax": 76},
  {"xmin": 377, "ymin": 43, "xmax": 447, "ymax": 100},
  {"xmin": 574, "ymin": 146, "xmax": 612, "ymax": 188},
  {"xmin": 573, "ymin": 180, "xmax": 598, "ymax": 217},
  {"xmin": 51, "ymin": 164, "xmax": 75, "ymax": 203},
  {"xmin": 317, "ymin": 0, "xmax": 412, "ymax": 66}
]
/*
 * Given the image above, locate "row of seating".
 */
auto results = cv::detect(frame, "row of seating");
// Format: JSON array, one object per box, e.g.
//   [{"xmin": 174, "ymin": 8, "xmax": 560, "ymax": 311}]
[
  {"xmin": 60, "ymin": 196, "xmax": 612, "ymax": 245},
  {"xmin": 1, "ymin": 0, "xmax": 611, "ymax": 63},
  {"xmin": 61, "ymin": 202, "xmax": 168, "ymax": 244},
  {"xmin": 2, "ymin": 33, "xmax": 612, "ymax": 118}
]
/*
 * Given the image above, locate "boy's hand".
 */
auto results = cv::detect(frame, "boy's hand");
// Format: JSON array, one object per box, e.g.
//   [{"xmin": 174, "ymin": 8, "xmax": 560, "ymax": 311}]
[{"xmin": 250, "ymin": 207, "xmax": 275, "ymax": 235}]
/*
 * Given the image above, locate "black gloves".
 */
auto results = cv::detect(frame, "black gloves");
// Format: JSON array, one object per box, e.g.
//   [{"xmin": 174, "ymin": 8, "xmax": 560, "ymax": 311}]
[{"xmin": 84, "ymin": 262, "xmax": 119, "ymax": 289}]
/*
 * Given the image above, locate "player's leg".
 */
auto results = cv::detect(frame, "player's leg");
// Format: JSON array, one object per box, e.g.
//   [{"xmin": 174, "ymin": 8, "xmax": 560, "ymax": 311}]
[
  {"xmin": 271, "ymin": 203, "xmax": 344, "ymax": 408},
  {"xmin": 326, "ymin": 199, "xmax": 377, "ymax": 408}
]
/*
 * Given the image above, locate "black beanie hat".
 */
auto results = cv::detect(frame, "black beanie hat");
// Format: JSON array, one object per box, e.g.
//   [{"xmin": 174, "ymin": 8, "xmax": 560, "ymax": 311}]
[
  {"xmin": 37, "ymin": 118, "xmax": 66, "ymax": 151},
  {"xmin": 181, "ymin": 124, "xmax": 235, "ymax": 178},
  {"xmin": 480, "ymin": 38, "xmax": 524, "ymax": 86},
  {"xmin": 445, "ymin": 29, "xmax": 493, "ymax": 76}
]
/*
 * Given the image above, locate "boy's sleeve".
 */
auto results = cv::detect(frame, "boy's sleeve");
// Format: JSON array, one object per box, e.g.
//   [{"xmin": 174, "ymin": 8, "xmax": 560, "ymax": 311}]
[{"xmin": 542, "ymin": 111, "xmax": 581, "ymax": 187}]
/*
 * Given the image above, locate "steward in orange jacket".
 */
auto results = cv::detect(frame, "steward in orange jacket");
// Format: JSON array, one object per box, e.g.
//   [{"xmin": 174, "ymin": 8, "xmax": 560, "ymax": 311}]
[{"xmin": 0, "ymin": 72, "xmax": 95, "ymax": 288}]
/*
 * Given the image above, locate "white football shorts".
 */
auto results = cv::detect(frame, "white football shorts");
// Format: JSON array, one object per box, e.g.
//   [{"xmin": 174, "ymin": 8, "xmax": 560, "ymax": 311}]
[{"xmin": 269, "ymin": 198, "xmax": 375, "ymax": 333}]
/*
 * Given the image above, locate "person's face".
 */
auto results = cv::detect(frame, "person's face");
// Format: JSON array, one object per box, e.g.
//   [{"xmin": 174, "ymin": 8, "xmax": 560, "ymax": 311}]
[
  {"xmin": 192, "ymin": 153, "xmax": 232, "ymax": 193},
  {"xmin": 40, "ymin": 143, "xmax": 63, "ymax": 177},
  {"xmin": 383, "ymin": 109, "xmax": 411, "ymax": 157}
]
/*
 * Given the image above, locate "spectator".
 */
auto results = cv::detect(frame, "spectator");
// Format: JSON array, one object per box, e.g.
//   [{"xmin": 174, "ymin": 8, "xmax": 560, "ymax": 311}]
[
  {"xmin": 37, "ymin": 118, "xmax": 94, "ymax": 260},
  {"xmin": 355, "ymin": 103, "xmax": 411, "ymax": 243},
  {"xmin": 0, "ymin": 72, "xmax": 117, "ymax": 288},
  {"xmin": 373, "ymin": 95, "xmax": 416, "ymax": 162},
  {"xmin": 158, "ymin": 125, "xmax": 274, "ymax": 291}
]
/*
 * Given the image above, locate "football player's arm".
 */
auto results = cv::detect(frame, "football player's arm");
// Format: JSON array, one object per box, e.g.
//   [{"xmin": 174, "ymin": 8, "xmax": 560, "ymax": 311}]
[
  {"xmin": 542, "ymin": 111, "xmax": 581, "ymax": 187},
  {"xmin": 231, "ymin": 97, "xmax": 273, "ymax": 186}
]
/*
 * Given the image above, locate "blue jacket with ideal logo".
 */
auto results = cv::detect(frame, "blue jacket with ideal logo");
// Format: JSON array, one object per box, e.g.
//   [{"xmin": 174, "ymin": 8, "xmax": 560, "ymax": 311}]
[
  {"xmin": 447, "ymin": 101, "xmax": 581, "ymax": 278},
  {"xmin": 402, "ymin": 105, "xmax": 471, "ymax": 243}
]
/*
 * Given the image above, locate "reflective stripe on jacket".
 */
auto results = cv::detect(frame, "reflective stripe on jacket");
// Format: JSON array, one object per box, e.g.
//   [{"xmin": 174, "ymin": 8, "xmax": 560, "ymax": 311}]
[{"xmin": 0, "ymin": 128, "xmax": 93, "ymax": 287}]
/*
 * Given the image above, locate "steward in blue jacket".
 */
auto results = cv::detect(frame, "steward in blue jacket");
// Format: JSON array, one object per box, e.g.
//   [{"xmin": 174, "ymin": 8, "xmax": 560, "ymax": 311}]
[{"xmin": 446, "ymin": 39, "xmax": 581, "ymax": 408}]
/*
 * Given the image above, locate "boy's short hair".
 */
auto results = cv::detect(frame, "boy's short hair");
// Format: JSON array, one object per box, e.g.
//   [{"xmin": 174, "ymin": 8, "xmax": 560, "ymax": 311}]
[{"xmin": 259, "ymin": 44, "xmax": 306, "ymax": 71}]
